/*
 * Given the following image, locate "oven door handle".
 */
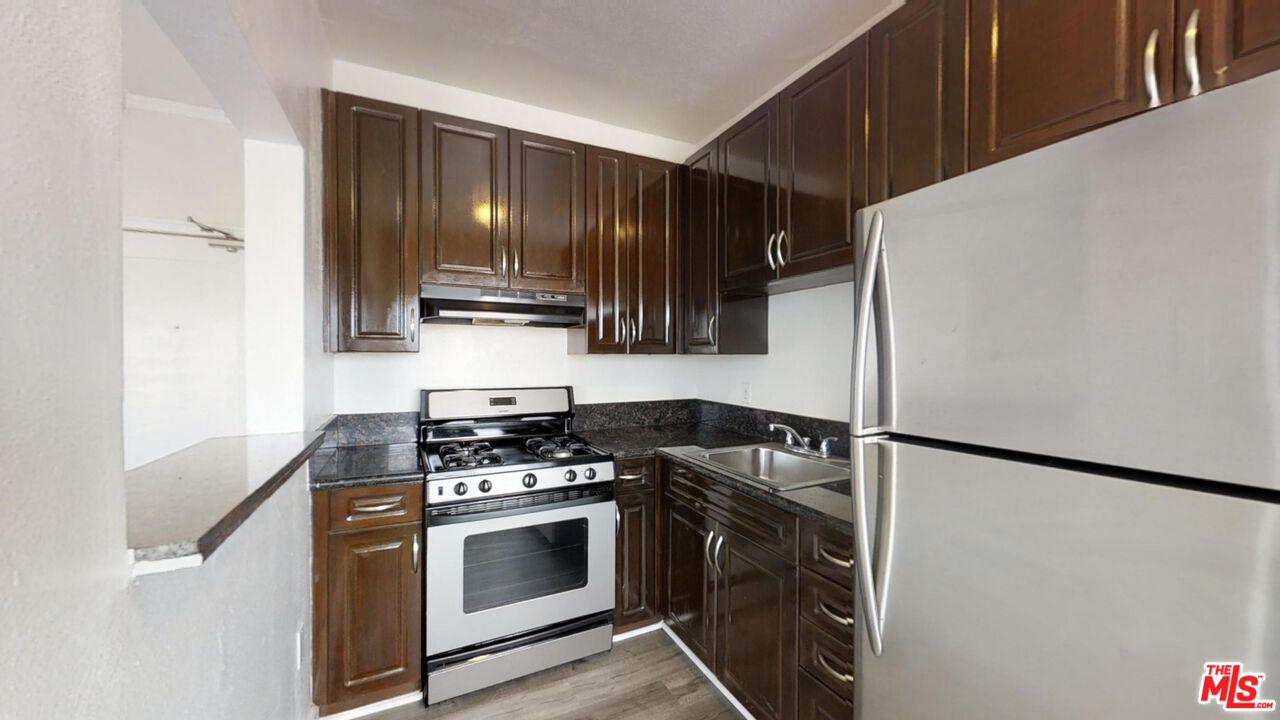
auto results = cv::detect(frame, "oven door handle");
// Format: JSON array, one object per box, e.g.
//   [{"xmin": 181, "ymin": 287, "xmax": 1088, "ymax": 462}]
[{"xmin": 426, "ymin": 487, "xmax": 615, "ymax": 526}]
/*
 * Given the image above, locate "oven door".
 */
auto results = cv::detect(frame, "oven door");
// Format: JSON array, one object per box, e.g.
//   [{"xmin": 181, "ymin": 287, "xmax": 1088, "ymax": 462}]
[{"xmin": 425, "ymin": 488, "xmax": 616, "ymax": 657}]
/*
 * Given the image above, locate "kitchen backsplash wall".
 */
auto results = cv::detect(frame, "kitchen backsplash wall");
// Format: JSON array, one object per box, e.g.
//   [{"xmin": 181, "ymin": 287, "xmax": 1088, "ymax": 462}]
[{"xmin": 331, "ymin": 281, "xmax": 854, "ymax": 423}]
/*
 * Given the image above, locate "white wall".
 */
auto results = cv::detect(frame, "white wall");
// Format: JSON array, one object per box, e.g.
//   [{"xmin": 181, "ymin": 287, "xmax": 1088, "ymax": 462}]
[
  {"xmin": 332, "ymin": 60, "xmax": 696, "ymax": 163},
  {"xmin": 334, "ymin": 281, "xmax": 854, "ymax": 422},
  {"xmin": 122, "ymin": 104, "xmax": 247, "ymax": 469}
]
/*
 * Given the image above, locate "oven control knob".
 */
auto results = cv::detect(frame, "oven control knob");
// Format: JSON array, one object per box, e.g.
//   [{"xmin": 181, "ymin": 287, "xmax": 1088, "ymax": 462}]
[
  {"xmin": 478, "ymin": 480, "xmax": 492, "ymax": 493},
  {"xmin": 522, "ymin": 473, "xmax": 537, "ymax": 488},
  {"xmin": 453, "ymin": 482, "xmax": 468, "ymax": 496},
  {"xmin": 584, "ymin": 468, "xmax": 597, "ymax": 480},
  {"xmin": 564, "ymin": 469, "xmax": 577, "ymax": 482}
]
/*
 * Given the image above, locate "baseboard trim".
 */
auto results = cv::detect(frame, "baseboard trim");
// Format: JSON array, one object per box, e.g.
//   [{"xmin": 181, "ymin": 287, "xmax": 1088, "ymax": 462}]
[
  {"xmin": 317, "ymin": 690, "xmax": 422, "ymax": 720},
  {"xmin": 660, "ymin": 624, "xmax": 758, "ymax": 720}
]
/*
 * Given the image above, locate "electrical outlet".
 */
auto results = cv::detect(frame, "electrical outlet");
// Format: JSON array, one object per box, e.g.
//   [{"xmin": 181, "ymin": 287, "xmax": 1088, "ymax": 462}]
[{"xmin": 741, "ymin": 382, "xmax": 752, "ymax": 403}]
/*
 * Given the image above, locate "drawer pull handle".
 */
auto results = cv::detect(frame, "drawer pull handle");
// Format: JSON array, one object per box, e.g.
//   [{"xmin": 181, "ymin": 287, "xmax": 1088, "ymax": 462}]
[
  {"xmin": 411, "ymin": 533, "xmax": 420, "ymax": 574},
  {"xmin": 352, "ymin": 501, "xmax": 400, "ymax": 514},
  {"xmin": 617, "ymin": 473, "xmax": 646, "ymax": 481},
  {"xmin": 817, "ymin": 651, "xmax": 855, "ymax": 685},
  {"xmin": 817, "ymin": 600, "xmax": 856, "ymax": 627},
  {"xmin": 818, "ymin": 545, "xmax": 854, "ymax": 569}
]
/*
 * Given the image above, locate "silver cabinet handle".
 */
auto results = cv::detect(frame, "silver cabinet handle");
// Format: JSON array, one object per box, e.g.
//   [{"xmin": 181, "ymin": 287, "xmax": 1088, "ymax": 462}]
[
  {"xmin": 411, "ymin": 533, "xmax": 420, "ymax": 574},
  {"xmin": 777, "ymin": 230, "xmax": 789, "ymax": 268},
  {"xmin": 408, "ymin": 303, "xmax": 417, "ymax": 342},
  {"xmin": 817, "ymin": 545, "xmax": 854, "ymax": 569},
  {"xmin": 704, "ymin": 530, "xmax": 715, "ymax": 568},
  {"xmin": 765, "ymin": 232, "xmax": 778, "ymax": 270},
  {"xmin": 500, "ymin": 249, "xmax": 508, "ymax": 277},
  {"xmin": 629, "ymin": 317, "xmax": 638, "ymax": 346},
  {"xmin": 707, "ymin": 314, "xmax": 717, "ymax": 344},
  {"xmin": 512, "ymin": 247, "xmax": 520, "ymax": 278},
  {"xmin": 352, "ymin": 501, "xmax": 399, "ymax": 514},
  {"xmin": 1184, "ymin": 8, "xmax": 1202, "ymax": 97},
  {"xmin": 816, "ymin": 652, "xmax": 855, "ymax": 685},
  {"xmin": 617, "ymin": 473, "xmax": 645, "ymax": 481},
  {"xmin": 615, "ymin": 505, "xmax": 621, "ymax": 535},
  {"xmin": 713, "ymin": 535, "xmax": 725, "ymax": 575},
  {"xmin": 818, "ymin": 600, "xmax": 856, "ymax": 627},
  {"xmin": 1144, "ymin": 28, "xmax": 1161, "ymax": 109}
]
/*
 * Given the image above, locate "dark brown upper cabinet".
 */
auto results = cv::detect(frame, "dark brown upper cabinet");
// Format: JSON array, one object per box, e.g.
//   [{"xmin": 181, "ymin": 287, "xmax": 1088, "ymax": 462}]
[
  {"xmin": 420, "ymin": 111, "xmax": 510, "ymax": 288},
  {"xmin": 868, "ymin": 0, "xmax": 969, "ymax": 203},
  {"xmin": 1178, "ymin": 0, "xmax": 1280, "ymax": 97},
  {"xmin": 626, "ymin": 155, "xmax": 680, "ymax": 354},
  {"xmin": 970, "ymin": 0, "xmax": 1174, "ymax": 169},
  {"xmin": 719, "ymin": 99, "xmax": 779, "ymax": 293},
  {"xmin": 509, "ymin": 130, "xmax": 587, "ymax": 293},
  {"xmin": 583, "ymin": 146, "xmax": 629, "ymax": 354},
  {"xmin": 326, "ymin": 91, "xmax": 420, "ymax": 352},
  {"xmin": 777, "ymin": 37, "xmax": 868, "ymax": 278}
]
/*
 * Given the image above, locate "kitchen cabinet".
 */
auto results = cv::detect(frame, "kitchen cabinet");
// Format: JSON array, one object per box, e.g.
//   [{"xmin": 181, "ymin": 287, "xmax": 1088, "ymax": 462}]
[
  {"xmin": 615, "ymin": 457, "xmax": 660, "ymax": 634},
  {"xmin": 719, "ymin": 100, "xmax": 779, "ymax": 293},
  {"xmin": 970, "ymin": 0, "xmax": 1174, "ymax": 169},
  {"xmin": 325, "ymin": 91, "xmax": 420, "ymax": 352},
  {"xmin": 797, "ymin": 668, "xmax": 852, "ymax": 720},
  {"xmin": 682, "ymin": 140, "xmax": 769, "ymax": 355},
  {"xmin": 420, "ymin": 111, "xmax": 510, "ymax": 287},
  {"xmin": 579, "ymin": 148, "xmax": 679, "ymax": 354},
  {"xmin": 661, "ymin": 463, "xmax": 800, "ymax": 720},
  {"xmin": 776, "ymin": 38, "xmax": 867, "ymax": 279},
  {"xmin": 1179, "ymin": 1, "xmax": 1280, "ymax": 96},
  {"xmin": 313, "ymin": 482, "xmax": 423, "ymax": 715},
  {"xmin": 509, "ymin": 130, "xmax": 587, "ymax": 293},
  {"xmin": 867, "ymin": 0, "xmax": 969, "ymax": 202}
]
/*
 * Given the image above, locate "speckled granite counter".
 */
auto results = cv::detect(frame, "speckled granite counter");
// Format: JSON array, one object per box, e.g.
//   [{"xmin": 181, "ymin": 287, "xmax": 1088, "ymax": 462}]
[
  {"xmin": 658, "ymin": 446, "xmax": 854, "ymax": 532},
  {"xmin": 578, "ymin": 423, "xmax": 765, "ymax": 458},
  {"xmin": 309, "ymin": 442, "xmax": 424, "ymax": 490},
  {"xmin": 126, "ymin": 431, "xmax": 325, "ymax": 571}
]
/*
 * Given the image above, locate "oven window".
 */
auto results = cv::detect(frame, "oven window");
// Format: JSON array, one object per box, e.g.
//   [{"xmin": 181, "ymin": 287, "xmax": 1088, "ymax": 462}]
[{"xmin": 462, "ymin": 518, "xmax": 589, "ymax": 613}]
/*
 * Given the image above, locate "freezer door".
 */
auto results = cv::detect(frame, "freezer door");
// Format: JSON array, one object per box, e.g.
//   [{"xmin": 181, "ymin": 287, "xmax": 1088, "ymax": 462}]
[
  {"xmin": 853, "ymin": 438, "xmax": 1280, "ymax": 719},
  {"xmin": 852, "ymin": 71, "xmax": 1280, "ymax": 491}
]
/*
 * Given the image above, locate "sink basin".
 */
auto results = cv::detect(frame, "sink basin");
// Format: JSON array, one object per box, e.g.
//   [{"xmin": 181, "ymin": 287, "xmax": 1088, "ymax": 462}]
[{"xmin": 698, "ymin": 444, "xmax": 850, "ymax": 491}]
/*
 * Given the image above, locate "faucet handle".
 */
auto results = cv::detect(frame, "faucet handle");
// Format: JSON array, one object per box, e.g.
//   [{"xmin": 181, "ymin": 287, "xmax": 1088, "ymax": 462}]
[{"xmin": 818, "ymin": 436, "xmax": 839, "ymax": 455}]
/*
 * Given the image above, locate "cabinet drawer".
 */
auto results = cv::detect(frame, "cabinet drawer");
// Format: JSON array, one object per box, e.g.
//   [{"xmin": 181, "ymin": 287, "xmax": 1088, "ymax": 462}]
[
  {"xmin": 800, "ymin": 568, "xmax": 856, "ymax": 644},
  {"xmin": 799, "ymin": 618, "xmax": 854, "ymax": 702},
  {"xmin": 325, "ymin": 482, "xmax": 423, "ymax": 532},
  {"xmin": 800, "ymin": 517, "xmax": 855, "ymax": 587},
  {"xmin": 798, "ymin": 666, "xmax": 853, "ymax": 720},
  {"xmin": 665, "ymin": 463, "xmax": 797, "ymax": 560},
  {"xmin": 615, "ymin": 456, "xmax": 656, "ymax": 492}
]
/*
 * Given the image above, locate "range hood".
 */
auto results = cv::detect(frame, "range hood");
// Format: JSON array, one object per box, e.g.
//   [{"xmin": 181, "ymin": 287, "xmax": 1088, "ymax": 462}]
[{"xmin": 420, "ymin": 285, "xmax": 585, "ymax": 328}]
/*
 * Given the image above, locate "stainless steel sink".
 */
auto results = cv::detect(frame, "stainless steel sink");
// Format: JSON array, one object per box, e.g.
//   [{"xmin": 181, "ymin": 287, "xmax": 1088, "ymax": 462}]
[{"xmin": 697, "ymin": 443, "xmax": 850, "ymax": 492}]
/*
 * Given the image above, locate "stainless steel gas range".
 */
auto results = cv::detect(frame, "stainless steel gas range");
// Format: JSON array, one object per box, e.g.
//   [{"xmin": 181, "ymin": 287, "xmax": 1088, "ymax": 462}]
[{"xmin": 418, "ymin": 387, "xmax": 616, "ymax": 705}]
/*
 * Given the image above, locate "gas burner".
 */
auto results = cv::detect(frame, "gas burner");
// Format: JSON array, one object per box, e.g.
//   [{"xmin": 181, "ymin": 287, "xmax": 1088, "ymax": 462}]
[
  {"xmin": 526, "ymin": 436, "xmax": 593, "ymax": 460},
  {"xmin": 439, "ymin": 442, "xmax": 501, "ymax": 470}
]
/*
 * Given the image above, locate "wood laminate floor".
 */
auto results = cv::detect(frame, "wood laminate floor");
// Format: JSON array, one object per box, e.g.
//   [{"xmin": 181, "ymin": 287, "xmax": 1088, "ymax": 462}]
[{"xmin": 371, "ymin": 628, "xmax": 742, "ymax": 720}]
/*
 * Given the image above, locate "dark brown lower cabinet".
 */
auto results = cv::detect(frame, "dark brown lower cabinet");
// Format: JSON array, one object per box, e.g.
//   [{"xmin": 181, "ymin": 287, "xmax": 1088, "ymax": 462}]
[
  {"xmin": 314, "ymin": 483, "xmax": 423, "ymax": 715},
  {"xmin": 663, "ymin": 494, "xmax": 718, "ymax": 664},
  {"xmin": 798, "ymin": 667, "xmax": 853, "ymax": 720},
  {"xmin": 615, "ymin": 487, "xmax": 659, "ymax": 632}
]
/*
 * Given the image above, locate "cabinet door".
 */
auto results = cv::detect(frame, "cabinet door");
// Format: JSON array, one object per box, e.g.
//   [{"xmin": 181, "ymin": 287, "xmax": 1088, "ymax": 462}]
[
  {"xmin": 868, "ymin": 0, "xmax": 969, "ymax": 202},
  {"xmin": 797, "ymin": 669, "xmax": 852, "ymax": 720},
  {"xmin": 324, "ymin": 522, "xmax": 422, "ymax": 711},
  {"xmin": 720, "ymin": 100, "xmax": 779, "ymax": 291},
  {"xmin": 683, "ymin": 141, "xmax": 719, "ymax": 353},
  {"xmin": 585, "ymin": 146, "xmax": 629, "ymax": 353},
  {"xmin": 420, "ymin": 111, "xmax": 509, "ymax": 287},
  {"xmin": 1181, "ymin": 0, "xmax": 1280, "ymax": 96},
  {"xmin": 777, "ymin": 38, "xmax": 867, "ymax": 277},
  {"xmin": 615, "ymin": 489, "xmax": 658, "ymax": 633},
  {"xmin": 716, "ymin": 526, "xmax": 798, "ymax": 720},
  {"xmin": 626, "ymin": 155, "xmax": 679, "ymax": 354},
  {"xmin": 971, "ymin": 0, "xmax": 1174, "ymax": 168},
  {"xmin": 328, "ymin": 92, "xmax": 420, "ymax": 352},
  {"xmin": 509, "ymin": 130, "xmax": 586, "ymax": 293},
  {"xmin": 663, "ymin": 495, "xmax": 717, "ymax": 666}
]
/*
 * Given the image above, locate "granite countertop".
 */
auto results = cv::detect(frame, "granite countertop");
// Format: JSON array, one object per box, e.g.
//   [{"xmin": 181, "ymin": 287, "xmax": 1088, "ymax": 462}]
[
  {"xmin": 579, "ymin": 422, "xmax": 766, "ymax": 458},
  {"xmin": 657, "ymin": 445, "xmax": 853, "ymax": 532},
  {"xmin": 126, "ymin": 431, "xmax": 325, "ymax": 571},
  {"xmin": 309, "ymin": 442, "xmax": 425, "ymax": 490}
]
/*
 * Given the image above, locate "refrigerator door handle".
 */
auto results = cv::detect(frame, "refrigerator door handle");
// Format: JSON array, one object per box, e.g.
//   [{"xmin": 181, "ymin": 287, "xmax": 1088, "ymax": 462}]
[
  {"xmin": 853, "ymin": 436, "xmax": 898, "ymax": 657},
  {"xmin": 853, "ymin": 210, "xmax": 888, "ymax": 436}
]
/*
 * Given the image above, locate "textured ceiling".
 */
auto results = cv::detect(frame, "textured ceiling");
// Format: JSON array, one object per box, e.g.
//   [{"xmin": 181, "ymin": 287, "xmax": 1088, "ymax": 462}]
[{"xmin": 319, "ymin": 0, "xmax": 891, "ymax": 143}]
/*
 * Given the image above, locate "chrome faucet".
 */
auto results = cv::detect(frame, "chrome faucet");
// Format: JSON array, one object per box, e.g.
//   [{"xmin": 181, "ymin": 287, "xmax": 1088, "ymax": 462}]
[{"xmin": 769, "ymin": 423, "xmax": 839, "ymax": 458}]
